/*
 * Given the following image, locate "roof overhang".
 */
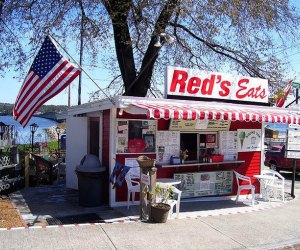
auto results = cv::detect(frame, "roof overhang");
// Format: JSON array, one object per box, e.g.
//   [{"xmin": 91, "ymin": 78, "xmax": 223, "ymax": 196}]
[
  {"xmin": 67, "ymin": 95, "xmax": 300, "ymax": 124},
  {"xmin": 118, "ymin": 96, "xmax": 300, "ymax": 124}
]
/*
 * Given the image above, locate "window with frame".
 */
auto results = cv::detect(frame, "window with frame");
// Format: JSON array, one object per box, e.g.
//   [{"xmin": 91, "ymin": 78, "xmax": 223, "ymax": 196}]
[{"xmin": 116, "ymin": 119, "xmax": 156, "ymax": 153}]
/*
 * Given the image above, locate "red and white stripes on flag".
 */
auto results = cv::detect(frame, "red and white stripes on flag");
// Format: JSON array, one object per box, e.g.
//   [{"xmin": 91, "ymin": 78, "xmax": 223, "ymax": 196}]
[
  {"xmin": 13, "ymin": 36, "xmax": 81, "ymax": 127},
  {"xmin": 275, "ymin": 80, "xmax": 293, "ymax": 108}
]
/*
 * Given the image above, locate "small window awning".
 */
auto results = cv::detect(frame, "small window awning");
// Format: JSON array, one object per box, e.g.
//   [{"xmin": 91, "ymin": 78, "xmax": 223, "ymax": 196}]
[{"xmin": 120, "ymin": 97, "xmax": 300, "ymax": 124}]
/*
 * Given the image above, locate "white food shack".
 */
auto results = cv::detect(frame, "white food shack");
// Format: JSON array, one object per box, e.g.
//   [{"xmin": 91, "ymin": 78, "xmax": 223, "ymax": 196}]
[{"xmin": 65, "ymin": 66, "xmax": 300, "ymax": 207}]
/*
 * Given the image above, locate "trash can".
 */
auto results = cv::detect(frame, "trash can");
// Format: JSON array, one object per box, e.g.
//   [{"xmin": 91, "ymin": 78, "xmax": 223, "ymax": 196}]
[{"xmin": 75, "ymin": 154, "xmax": 105, "ymax": 207}]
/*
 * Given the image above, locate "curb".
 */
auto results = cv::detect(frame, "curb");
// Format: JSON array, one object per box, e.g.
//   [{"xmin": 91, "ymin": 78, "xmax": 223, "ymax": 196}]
[{"xmin": 0, "ymin": 200, "xmax": 285, "ymax": 231}]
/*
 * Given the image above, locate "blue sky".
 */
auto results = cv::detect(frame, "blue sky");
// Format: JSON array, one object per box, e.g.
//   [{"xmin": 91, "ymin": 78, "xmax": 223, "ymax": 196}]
[
  {"xmin": 2, "ymin": 2, "xmax": 300, "ymax": 106},
  {"xmin": 2, "ymin": 59, "xmax": 113, "ymax": 106}
]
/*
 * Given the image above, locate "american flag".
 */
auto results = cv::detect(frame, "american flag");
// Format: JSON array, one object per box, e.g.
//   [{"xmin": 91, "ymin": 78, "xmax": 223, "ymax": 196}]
[{"xmin": 13, "ymin": 36, "xmax": 81, "ymax": 127}]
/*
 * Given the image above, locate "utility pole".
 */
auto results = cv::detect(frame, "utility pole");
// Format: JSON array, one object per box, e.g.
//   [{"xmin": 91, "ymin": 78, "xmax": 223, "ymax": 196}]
[{"xmin": 78, "ymin": 4, "xmax": 85, "ymax": 106}]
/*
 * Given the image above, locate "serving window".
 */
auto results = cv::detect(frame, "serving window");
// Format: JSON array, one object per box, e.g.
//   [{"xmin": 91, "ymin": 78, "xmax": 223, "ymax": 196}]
[
  {"xmin": 180, "ymin": 133, "xmax": 198, "ymax": 161},
  {"xmin": 180, "ymin": 132, "xmax": 219, "ymax": 162},
  {"xmin": 116, "ymin": 119, "xmax": 157, "ymax": 153}
]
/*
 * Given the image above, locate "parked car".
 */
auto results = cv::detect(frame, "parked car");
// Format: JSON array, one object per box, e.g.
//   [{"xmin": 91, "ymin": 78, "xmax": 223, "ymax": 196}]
[{"xmin": 264, "ymin": 145, "xmax": 300, "ymax": 172}]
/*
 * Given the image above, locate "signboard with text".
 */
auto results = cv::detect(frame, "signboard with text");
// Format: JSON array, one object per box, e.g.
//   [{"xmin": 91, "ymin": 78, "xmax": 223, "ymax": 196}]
[
  {"xmin": 237, "ymin": 129, "xmax": 262, "ymax": 152},
  {"xmin": 285, "ymin": 124, "xmax": 300, "ymax": 159},
  {"xmin": 169, "ymin": 119, "xmax": 231, "ymax": 131},
  {"xmin": 174, "ymin": 171, "xmax": 233, "ymax": 198},
  {"xmin": 165, "ymin": 66, "xmax": 269, "ymax": 103}
]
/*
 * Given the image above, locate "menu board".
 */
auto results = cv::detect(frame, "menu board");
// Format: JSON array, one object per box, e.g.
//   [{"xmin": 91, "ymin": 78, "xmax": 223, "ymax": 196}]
[
  {"xmin": 219, "ymin": 131, "xmax": 237, "ymax": 161},
  {"xmin": 169, "ymin": 119, "xmax": 231, "ymax": 131},
  {"xmin": 174, "ymin": 171, "xmax": 233, "ymax": 198},
  {"xmin": 156, "ymin": 131, "xmax": 180, "ymax": 164},
  {"xmin": 285, "ymin": 124, "xmax": 300, "ymax": 159}
]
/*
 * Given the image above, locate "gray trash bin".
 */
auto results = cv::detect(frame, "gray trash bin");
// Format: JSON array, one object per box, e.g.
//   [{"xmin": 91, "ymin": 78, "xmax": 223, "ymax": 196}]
[{"xmin": 75, "ymin": 154, "xmax": 105, "ymax": 207}]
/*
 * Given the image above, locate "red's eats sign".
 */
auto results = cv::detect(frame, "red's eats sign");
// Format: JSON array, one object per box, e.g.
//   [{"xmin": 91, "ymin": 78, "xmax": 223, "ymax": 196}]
[{"xmin": 166, "ymin": 66, "xmax": 269, "ymax": 103}]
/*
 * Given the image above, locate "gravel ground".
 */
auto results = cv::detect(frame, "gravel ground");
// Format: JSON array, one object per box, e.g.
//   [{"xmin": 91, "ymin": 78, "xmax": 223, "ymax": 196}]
[{"xmin": 0, "ymin": 198, "xmax": 25, "ymax": 228}]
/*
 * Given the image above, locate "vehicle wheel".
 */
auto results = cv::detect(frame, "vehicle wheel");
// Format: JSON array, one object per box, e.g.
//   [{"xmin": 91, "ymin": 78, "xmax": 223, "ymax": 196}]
[{"xmin": 269, "ymin": 163, "xmax": 278, "ymax": 171}]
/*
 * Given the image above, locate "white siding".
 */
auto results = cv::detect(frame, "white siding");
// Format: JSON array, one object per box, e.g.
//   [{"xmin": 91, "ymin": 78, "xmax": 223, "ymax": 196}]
[{"xmin": 66, "ymin": 116, "xmax": 88, "ymax": 189}]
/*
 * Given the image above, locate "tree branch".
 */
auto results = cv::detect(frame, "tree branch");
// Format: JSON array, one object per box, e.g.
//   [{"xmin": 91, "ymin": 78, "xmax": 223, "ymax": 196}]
[
  {"xmin": 0, "ymin": 0, "xmax": 4, "ymax": 20},
  {"xmin": 125, "ymin": 0, "xmax": 179, "ymax": 96},
  {"xmin": 170, "ymin": 22, "xmax": 267, "ymax": 79}
]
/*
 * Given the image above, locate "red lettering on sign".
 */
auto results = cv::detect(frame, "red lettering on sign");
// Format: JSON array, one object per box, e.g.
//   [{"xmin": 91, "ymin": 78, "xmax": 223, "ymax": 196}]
[
  {"xmin": 170, "ymin": 70, "xmax": 188, "ymax": 93},
  {"xmin": 219, "ymin": 81, "xmax": 231, "ymax": 96},
  {"xmin": 201, "ymin": 75, "xmax": 215, "ymax": 95},
  {"xmin": 187, "ymin": 77, "xmax": 201, "ymax": 94},
  {"xmin": 236, "ymin": 78, "xmax": 267, "ymax": 99}
]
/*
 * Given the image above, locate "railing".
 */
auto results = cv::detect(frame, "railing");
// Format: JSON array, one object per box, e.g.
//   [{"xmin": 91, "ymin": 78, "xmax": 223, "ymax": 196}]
[{"xmin": 0, "ymin": 126, "xmax": 18, "ymax": 147}]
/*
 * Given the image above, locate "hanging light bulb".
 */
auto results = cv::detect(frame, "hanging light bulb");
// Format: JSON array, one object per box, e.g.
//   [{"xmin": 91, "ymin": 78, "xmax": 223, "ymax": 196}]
[
  {"xmin": 164, "ymin": 34, "xmax": 175, "ymax": 44},
  {"xmin": 154, "ymin": 36, "xmax": 162, "ymax": 47}
]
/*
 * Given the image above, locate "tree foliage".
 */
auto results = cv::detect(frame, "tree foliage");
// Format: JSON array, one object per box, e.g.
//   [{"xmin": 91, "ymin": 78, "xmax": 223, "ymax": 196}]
[
  {"xmin": 1, "ymin": 0, "xmax": 300, "ymax": 99},
  {"xmin": 0, "ymin": 103, "xmax": 68, "ymax": 116}
]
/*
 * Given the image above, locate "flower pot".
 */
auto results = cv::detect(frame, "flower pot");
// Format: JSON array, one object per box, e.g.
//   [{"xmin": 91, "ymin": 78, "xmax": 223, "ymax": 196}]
[{"xmin": 150, "ymin": 203, "xmax": 171, "ymax": 223}]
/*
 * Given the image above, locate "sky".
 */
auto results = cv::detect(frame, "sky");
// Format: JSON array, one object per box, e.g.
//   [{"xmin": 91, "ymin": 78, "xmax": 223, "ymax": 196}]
[
  {"xmin": 2, "ymin": 1, "xmax": 300, "ymax": 107},
  {"xmin": 2, "ymin": 58, "xmax": 113, "ymax": 106}
]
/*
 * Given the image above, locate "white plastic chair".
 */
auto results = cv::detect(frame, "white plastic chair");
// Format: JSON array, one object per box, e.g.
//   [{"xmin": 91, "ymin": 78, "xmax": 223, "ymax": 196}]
[
  {"xmin": 263, "ymin": 170, "xmax": 285, "ymax": 202},
  {"xmin": 258, "ymin": 169, "xmax": 277, "ymax": 200},
  {"xmin": 234, "ymin": 171, "xmax": 255, "ymax": 206},
  {"xmin": 156, "ymin": 184, "xmax": 182, "ymax": 218},
  {"xmin": 168, "ymin": 186, "xmax": 182, "ymax": 218},
  {"xmin": 262, "ymin": 169, "xmax": 276, "ymax": 178},
  {"xmin": 125, "ymin": 168, "xmax": 140, "ymax": 209}
]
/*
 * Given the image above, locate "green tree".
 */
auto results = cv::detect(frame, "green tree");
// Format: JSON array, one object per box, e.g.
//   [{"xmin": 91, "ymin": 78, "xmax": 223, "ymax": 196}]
[{"xmin": 1, "ymin": 0, "xmax": 300, "ymax": 98}]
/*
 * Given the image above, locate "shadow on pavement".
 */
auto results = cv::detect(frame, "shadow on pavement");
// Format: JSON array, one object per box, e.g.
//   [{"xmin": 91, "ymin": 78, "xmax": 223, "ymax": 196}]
[{"xmin": 9, "ymin": 182, "xmax": 292, "ymax": 227}]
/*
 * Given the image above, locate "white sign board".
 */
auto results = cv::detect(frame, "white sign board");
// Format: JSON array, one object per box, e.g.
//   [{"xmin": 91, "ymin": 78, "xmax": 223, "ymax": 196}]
[
  {"xmin": 125, "ymin": 158, "xmax": 140, "ymax": 176},
  {"xmin": 141, "ymin": 174, "xmax": 150, "ymax": 185},
  {"xmin": 174, "ymin": 171, "xmax": 233, "ymax": 198},
  {"xmin": 165, "ymin": 66, "xmax": 269, "ymax": 103},
  {"xmin": 285, "ymin": 124, "xmax": 300, "ymax": 159},
  {"xmin": 237, "ymin": 129, "xmax": 262, "ymax": 152},
  {"xmin": 156, "ymin": 131, "xmax": 180, "ymax": 164},
  {"xmin": 169, "ymin": 119, "xmax": 230, "ymax": 131},
  {"xmin": 219, "ymin": 131, "xmax": 238, "ymax": 161}
]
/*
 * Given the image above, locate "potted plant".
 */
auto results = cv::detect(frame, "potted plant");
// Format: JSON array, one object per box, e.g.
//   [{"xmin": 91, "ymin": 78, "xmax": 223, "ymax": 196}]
[{"xmin": 150, "ymin": 184, "xmax": 174, "ymax": 223}]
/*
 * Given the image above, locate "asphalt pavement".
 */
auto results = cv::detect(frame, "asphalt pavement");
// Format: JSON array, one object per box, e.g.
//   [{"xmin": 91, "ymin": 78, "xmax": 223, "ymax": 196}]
[{"xmin": 1, "ymin": 172, "xmax": 300, "ymax": 250}]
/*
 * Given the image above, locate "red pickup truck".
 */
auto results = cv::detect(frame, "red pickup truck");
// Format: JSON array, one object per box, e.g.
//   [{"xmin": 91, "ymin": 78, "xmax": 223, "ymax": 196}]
[{"xmin": 264, "ymin": 145, "xmax": 300, "ymax": 172}]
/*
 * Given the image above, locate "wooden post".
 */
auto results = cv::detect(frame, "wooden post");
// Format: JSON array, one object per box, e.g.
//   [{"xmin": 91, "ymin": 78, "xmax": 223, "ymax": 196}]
[
  {"xmin": 148, "ymin": 166, "xmax": 157, "ymax": 221},
  {"xmin": 25, "ymin": 153, "xmax": 30, "ymax": 188},
  {"xmin": 139, "ymin": 163, "xmax": 157, "ymax": 221}
]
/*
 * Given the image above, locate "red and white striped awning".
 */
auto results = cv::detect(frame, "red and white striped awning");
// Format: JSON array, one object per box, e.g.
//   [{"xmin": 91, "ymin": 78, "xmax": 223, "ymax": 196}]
[{"xmin": 128, "ymin": 101, "xmax": 300, "ymax": 124}]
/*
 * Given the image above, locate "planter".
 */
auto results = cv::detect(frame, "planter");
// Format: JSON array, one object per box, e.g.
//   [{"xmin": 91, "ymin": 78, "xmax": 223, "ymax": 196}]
[
  {"xmin": 150, "ymin": 203, "xmax": 171, "ymax": 223},
  {"xmin": 137, "ymin": 156, "xmax": 156, "ymax": 168}
]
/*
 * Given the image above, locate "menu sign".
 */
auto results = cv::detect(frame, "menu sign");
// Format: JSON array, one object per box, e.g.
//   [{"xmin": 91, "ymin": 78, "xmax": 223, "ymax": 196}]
[
  {"xmin": 169, "ymin": 119, "xmax": 230, "ymax": 131},
  {"xmin": 156, "ymin": 131, "xmax": 180, "ymax": 164},
  {"xmin": 285, "ymin": 124, "xmax": 300, "ymax": 159},
  {"xmin": 174, "ymin": 170, "xmax": 233, "ymax": 198},
  {"xmin": 219, "ymin": 131, "xmax": 237, "ymax": 161}
]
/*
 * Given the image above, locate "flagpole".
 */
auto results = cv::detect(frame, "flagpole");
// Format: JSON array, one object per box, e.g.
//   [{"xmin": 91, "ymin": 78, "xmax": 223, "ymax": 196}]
[
  {"xmin": 47, "ymin": 33, "xmax": 115, "ymax": 105},
  {"xmin": 68, "ymin": 85, "xmax": 71, "ymax": 107}
]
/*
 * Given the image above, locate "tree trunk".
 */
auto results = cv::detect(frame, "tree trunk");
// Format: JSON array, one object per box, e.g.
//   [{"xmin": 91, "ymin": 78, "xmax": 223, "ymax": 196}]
[
  {"xmin": 104, "ymin": 0, "xmax": 179, "ymax": 97},
  {"xmin": 103, "ymin": 0, "xmax": 137, "ymax": 94}
]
